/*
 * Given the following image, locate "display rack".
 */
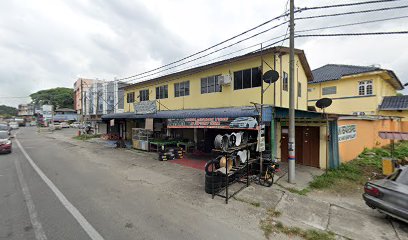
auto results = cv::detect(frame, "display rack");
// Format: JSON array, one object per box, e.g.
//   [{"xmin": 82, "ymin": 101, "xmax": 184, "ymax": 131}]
[
  {"xmin": 211, "ymin": 142, "xmax": 257, "ymax": 204},
  {"xmin": 132, "ymin": 128, "xmax": 153, "ymax": 151}
]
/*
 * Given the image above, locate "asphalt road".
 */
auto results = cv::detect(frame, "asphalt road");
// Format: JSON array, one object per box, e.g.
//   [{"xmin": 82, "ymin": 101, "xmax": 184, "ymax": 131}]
[{"xmin": 0, "ymin": 127, "xmax": 262, "ymax": 240}]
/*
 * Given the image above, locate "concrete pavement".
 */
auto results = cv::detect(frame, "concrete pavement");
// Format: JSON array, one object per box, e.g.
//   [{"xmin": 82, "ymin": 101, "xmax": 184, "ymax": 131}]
[
  {"xmin": 1, "ymin": 127, "xmax": 271, "ymax": 240},
  {"xmin": 3, "ymin": 127, "xmax": 407, "ymax": 240}
]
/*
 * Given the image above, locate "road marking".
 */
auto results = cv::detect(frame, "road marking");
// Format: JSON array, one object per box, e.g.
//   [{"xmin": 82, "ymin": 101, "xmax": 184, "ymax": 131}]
[
  {"xmin": 14, "ymin": 156, "xmax": 48, "ymax": 240},
  {"xmin": 15, "ymin": 137, "xmax": 105, "ymax": 240}
]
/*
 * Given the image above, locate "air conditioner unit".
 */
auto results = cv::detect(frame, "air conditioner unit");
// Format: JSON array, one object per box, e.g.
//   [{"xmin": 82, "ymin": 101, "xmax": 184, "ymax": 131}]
[{"xmin": 217, "ymin": 74, "xmax": 231, "ymax": 85}]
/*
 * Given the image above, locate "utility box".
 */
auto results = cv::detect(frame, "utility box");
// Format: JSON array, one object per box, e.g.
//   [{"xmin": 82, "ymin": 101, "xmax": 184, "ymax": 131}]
[{"xmin": 382, "ymin": 158, "xmax": 394, "ymax": 175}]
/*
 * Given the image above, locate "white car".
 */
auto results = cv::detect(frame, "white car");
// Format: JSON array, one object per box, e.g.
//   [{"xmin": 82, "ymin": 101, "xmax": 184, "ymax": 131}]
[
  {"xmin": 70, "ymin": 122, "xmax": 80, "ymax": 128},
  {"xmin": 229, "ymin": 117, "xmax": 258, "ymax": 129},
  {"xmin": 61, "ymin": 122, "xmax": 69, "ymax": 128},
  {"xmin": 9, "ymin": 122, "xmax": 19, "ymax": 129}
]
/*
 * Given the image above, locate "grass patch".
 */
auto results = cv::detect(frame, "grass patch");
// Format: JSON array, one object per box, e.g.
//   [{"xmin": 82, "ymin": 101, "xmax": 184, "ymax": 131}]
[
  {"xmin": 276, "ymin": 183, "xmax": 310, "ymax": 196},
  {"xmin": 309, "ymin": 141, "xmax": 408, "ymax": 192},
  {"xmin": 73, "ymin": 134, "xmax": 101, "ymax": 141},
  {"xmin": 260, "ymin": 208, "xmax": 335, "ymax": 240},
  {"xmin": 233, "ymin": 196, "xmax": 261, "ymax": 207}
]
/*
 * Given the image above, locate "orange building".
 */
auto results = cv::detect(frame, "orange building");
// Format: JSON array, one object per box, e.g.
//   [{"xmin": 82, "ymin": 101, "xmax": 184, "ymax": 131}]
[{"xmin": 338, "ymin": 116, "xmax": 404, "ymax": 162}]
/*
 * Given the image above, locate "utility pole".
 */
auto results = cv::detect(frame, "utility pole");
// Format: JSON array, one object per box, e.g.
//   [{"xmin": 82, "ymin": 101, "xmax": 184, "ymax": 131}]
[
  {"xmin": 80, "ymin": 79, "xmax": 83, "ymax": 123},
  {"xmin": 288, "ymin": 0, "xmax": 296, "ymax": 183}
]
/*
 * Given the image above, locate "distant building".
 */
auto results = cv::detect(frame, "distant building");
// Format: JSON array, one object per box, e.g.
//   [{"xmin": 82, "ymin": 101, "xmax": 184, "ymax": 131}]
[
  {"xmin": 18, "ymin": 103, "xmax": 34, "ymax": 116},
  {"xmin": 54, "ymin": 108, "xmax": 78, "ymax": 122},
  {"xmin": 73, "ymin": 78, "xmax": 128, "ymax": 131}
]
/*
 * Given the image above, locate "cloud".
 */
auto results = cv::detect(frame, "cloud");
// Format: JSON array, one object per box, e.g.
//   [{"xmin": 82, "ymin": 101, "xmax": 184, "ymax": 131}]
[{"xmin": 0, "ymin": 0, "xmax": 407, "ymax": 107}]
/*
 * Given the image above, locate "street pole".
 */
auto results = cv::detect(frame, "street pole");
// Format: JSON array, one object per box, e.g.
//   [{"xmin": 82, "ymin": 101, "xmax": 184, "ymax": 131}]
[
  {"xmin": 288, "ymin": 0, "xmax": 296, "ymax": 183},
  {"xmin": 260, "ymin": 44, "xmax": 264, "ymax": 176}
]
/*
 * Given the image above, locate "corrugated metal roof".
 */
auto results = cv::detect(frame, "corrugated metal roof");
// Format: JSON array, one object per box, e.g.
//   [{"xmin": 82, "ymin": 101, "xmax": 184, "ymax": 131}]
[
  {"xmin": 379, "ymin": 131, "xmax": 408, "ymax": 140},
  {"xmin": 379, "ymin": 95, "xmax": 408, "ymax": 110},
  {"xmin": 311, "ymin": 64, "xmax": 380, "ymax": 84},
  {"xmin": 102, "ymin": 107, "xmax": 264, "ymax": 120}
]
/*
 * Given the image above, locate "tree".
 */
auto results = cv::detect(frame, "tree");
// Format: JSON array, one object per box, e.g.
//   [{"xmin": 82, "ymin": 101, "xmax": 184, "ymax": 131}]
[
  {"xmin": 0, "ymin": 105, "xmax": 18, "ymax": 118},
  {"xmin": 30, "ymin": 87, "xmax": 74, "ymax": 109}
]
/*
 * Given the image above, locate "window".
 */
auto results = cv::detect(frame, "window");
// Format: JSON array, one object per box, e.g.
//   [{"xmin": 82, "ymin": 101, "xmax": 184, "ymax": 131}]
[
  {"xmin": 282, "ymin": 71, "xmax": 288, "ymax": 91},
  {"xmin": 359, "ymin": 80, "xmax": 373, "ymax": 96},
  {"xmin": 156, "ymin": 85, "xmax": 168, "ymax": 99},
  {"xmin": 233, "ymin": 67, "xmax": 262, "ymax": 90},
  {"xmin": 298, "ymin": 82, "xmax": 301, "ymax": 97},
  {"xmin": 126, "ymin": 92, "xmax": 135, "ymax": 103},
  {"xmin": 139, "ymin": 89, "xmax": 149, "ymax": 101},
  {"xmin": 322, "ymin": 86, "xmax": 337, "ymax": 95},
  {"xmin": 175, "ymin": 81, "xmax": 190, "ymax": 97},
  {"xmin": 308, "ymin": 88, "xmax": 313, "ymax": 92},
  {"xmin": 201, "ymin": 75, "xmax": 221, "ymax": 94}
]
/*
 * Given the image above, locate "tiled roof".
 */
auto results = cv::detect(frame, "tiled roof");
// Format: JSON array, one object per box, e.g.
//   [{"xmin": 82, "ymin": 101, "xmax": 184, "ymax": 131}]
[
  {"xmin": 311, "ymin": 64, "xmax": 380, "ymax": 83},
  {"xmin": 379, "ymin": 95, "xmax": 408, "ymax": 110}
]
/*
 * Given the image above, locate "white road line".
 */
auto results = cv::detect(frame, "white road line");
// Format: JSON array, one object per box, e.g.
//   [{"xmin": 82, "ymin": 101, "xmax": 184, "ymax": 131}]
[
  {"xmin": 14, "ymin": 156, "xmax": 48, "ymax": 240},
  {"xmin": 15, "ymin": 137, "xmax": 105, "ymax": 240}
]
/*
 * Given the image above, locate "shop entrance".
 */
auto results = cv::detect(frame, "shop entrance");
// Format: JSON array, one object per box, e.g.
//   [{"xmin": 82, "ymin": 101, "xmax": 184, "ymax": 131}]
[{"xmin": 280, "ymin": 126, "xmax": 320, "ymax": 168}]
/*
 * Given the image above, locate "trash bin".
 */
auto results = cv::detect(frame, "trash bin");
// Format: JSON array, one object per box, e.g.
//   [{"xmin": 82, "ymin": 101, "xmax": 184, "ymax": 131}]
[{"xmin": 382, "ymin": 157, "xmax": 394, "ymax": 175}]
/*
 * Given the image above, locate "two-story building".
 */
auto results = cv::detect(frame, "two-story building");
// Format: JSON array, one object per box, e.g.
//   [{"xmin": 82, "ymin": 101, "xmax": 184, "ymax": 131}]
[
  {"xmin": 103, "ymin": 47, "xmax": 341, "ymax": 169},
  {"xmin": 308, "ymin": 64, "xmax": 404, "ymax": 116}
]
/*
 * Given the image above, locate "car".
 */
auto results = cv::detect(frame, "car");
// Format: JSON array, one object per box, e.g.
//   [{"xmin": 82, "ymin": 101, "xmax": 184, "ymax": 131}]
[
  {"xmin": 70, "ymin": 122, "xmax": 80, "ymax": 128},
  {"xmin": 9, "ymin": 122, "xmax": 19, "ymax": 129},
  {"xmin": 0, "ymin": 131, "xmax": 12, "ymax": 154},
  {"xmin": 229, "ymin": 117, "xmax": 258, "ymax": 129},
  {"xmin": 60, "ymin": 122, "xmax": 69, "ymax": 128},
  {"xmin": 0, "ymin": 124, "xmax": 11, "ymax": 136},
  {"xmin": 363, "ymin": 166, "xmax": 408, "ymax": 223}
]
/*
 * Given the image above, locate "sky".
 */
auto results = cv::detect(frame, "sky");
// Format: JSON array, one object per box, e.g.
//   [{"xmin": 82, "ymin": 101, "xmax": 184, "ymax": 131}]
[{"xmin": 0, "ymin": 0, "xmax": 407, "ymax": 107}]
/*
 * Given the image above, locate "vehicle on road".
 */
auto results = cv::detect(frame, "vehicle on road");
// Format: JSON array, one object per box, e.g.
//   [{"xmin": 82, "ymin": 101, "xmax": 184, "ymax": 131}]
[
  {"xmin": 9, "ymin": 122, "xmax": 19, "ymax": 129},
  {"xmin": 0, "ymin": 131, "xmax": 12, "ymax": 154},
  {"xmin": 363, "ymin": 166, "xmax": 408, "ymax": 223},
  {"xmin": 229, "ymin": 117, "xmax": 258, "ymax": 129},
  {"xmin": 0, "ymin": 124, "xmax": 11, "ymax": 136},
  {"xmin": 61, "ymin": 122, "xmax": 69, "ymax": 128}
]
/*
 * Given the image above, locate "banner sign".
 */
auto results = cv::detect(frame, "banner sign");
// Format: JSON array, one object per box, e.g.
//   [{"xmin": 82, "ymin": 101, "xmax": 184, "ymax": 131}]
[
  {"xmin": 167, "ymin": 116, "xmax": 258, "ymax": 130},
  {"xmin": 338, "ymin": 124, "xmax": 357, "ymax": 142},
  {"xmin": 134, "ymin": 100, "xmax": 156, "ymax": 115}
]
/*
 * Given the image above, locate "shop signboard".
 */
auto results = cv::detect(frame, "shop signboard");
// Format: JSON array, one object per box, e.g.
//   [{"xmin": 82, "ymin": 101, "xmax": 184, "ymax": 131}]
[
  {"xmin": 167, "ymin": 116, "xmax": 258, "ymax": 130},
  {"xmin": 134, "ymin": 100, "xmax": 156, "ymax": 114},
  {"xmin": 338, "ymin": 124, "xmax": 357, "ymax": 142}
]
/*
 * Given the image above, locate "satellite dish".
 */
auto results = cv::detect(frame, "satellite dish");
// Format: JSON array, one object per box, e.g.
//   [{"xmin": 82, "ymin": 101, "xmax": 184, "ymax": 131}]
[
  {"xmin": 262, "ymin": 70, "xmax": 279, "ymax": 84},
  {"xmin": 315, "ymin": 98, "xmax": 332, "ymax": 109}
]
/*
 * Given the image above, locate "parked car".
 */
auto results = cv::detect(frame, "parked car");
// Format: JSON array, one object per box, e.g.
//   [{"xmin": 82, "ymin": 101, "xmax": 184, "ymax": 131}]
[
  {"xmin": 9, "ymin": 122, "xmax": 19, "ymax": 130},
  {"xmin": 0, "ymin": 124, "xmax": 11, "ymax": 136},
  {"xmin": 0, "ymin": 131, "xmax": 12, "ymax": 154},
  {"xmin": 363, "ymin": 166, "xmax": 408, "ymax": 223},
  {"xmin": 70, "ymin": 122, "xmax": 80, "ymax": 128},
  {"xmin": 60, "ymin": 122, "xmax": 69, "ymax": 128},
  {"xmin": 229, "ymin": 117, "xmax": 258, "ymax": 129}
]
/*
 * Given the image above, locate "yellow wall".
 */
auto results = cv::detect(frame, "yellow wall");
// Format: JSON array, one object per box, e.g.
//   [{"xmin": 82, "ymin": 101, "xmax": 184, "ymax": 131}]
[
  {"xmin": 378, "ymin": 110, "xmax": 408, "ymax": 121},
  {"xmin": 308, "ymin": 71, "xmax": 398, "ymax": 115},
  {"xmin": 124, "ymin": 53, "xmax": 309, "ymax": 112}
]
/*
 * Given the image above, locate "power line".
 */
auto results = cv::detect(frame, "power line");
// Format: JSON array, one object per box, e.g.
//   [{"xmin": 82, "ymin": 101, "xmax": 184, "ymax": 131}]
[
  {"xmin": 298, "ymin": 0, "xmax": 404, "ymax": 11},
  {"xmin": 295, "ymin": 31, "xmax": 408, "ymax": 37},
  {"xmin": 295, "ymin": 5, "xmax": 408, "ymax": 20},
  {"xmin": 124, "ymin": 38, "xmax": 288, "ymax": 93},
  {"xmin": 116, "ymin": 10, "xmax": 293, "ymax": 81},
  {"xmin": 122, "ymin": 20, "xmax": 289, "ymax": 83},
  {"xmin": 296, "ymin": 15, "xmax": 408, "ymax": 33}
]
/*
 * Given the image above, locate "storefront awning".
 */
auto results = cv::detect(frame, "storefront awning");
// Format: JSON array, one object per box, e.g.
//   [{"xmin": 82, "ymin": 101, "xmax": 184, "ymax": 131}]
[{"xmin": 102, "ymin": 106, "xmax": 273, "ymax": 121}]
